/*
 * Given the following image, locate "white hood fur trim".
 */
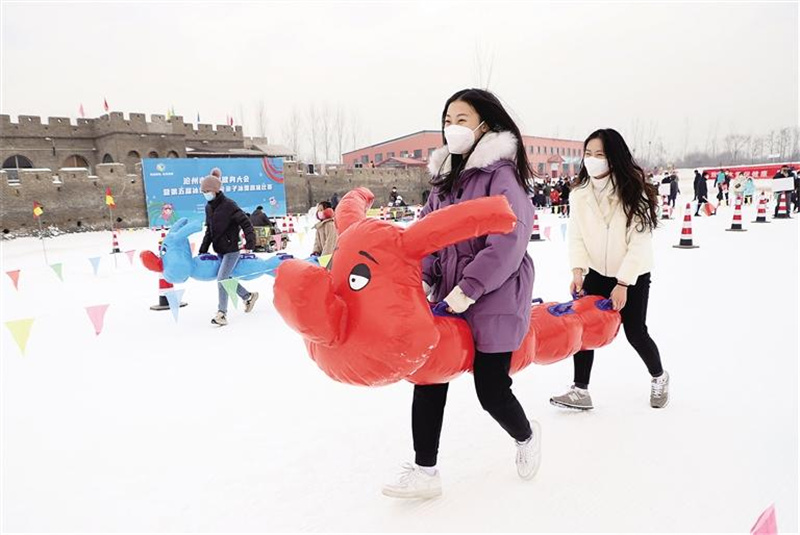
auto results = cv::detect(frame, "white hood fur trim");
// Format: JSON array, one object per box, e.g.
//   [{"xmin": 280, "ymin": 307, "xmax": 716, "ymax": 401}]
[{"xmin": 427, "ymin": 131, "xmax": 518, "ymax": 176}]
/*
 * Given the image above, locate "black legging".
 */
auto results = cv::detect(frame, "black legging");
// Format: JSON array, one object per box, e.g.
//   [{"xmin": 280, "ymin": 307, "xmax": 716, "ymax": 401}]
[
  {"xmin": 412, "ymin": 351, "xmax": 532, "ymax": 467},
  {"xmin": 573, "ymin": 270, "xmax": 663, "ymax": 388}
]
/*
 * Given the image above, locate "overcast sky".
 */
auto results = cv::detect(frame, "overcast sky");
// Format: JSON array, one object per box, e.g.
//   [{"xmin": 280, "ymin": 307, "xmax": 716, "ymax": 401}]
[{"xmin": 2, "ymin": 1, "xmax": 798, "ymax": 160}]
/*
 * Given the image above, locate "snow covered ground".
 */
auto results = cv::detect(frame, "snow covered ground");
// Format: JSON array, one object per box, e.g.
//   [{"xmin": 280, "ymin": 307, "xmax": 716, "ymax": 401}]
[{"xmin": 2, "ymin": 197, "xmax": 798, "ymax": 533}]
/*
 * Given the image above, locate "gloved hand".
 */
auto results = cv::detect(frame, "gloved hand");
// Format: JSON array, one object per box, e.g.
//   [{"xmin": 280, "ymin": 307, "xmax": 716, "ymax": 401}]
[
  {"xmin": 444, "ymin": 285, "xmax": 475, "ymax": 314},
  {"xmin": 422, "ymin": 281, "xmax": 432, "ymax": 296}
]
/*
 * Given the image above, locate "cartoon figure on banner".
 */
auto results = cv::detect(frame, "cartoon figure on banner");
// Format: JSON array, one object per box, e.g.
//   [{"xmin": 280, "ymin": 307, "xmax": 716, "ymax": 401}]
[
  {"xmin": 148, "ymin": 201, "xmax": 179, "ymax": 227},
  {"xmin": 273, "ymin": 187, "xmax": 622, "ymax": 387}
]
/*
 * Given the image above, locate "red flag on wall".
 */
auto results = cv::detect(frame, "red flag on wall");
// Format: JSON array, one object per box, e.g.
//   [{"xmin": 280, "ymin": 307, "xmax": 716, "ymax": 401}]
[
  {"xmin": 229, "ymin": 116, "xmax": 234, "ymax": 126},
  {"xmin": 79, "ymin": 103, "xmax": 85, "ymax": 118},
  {"xmin": 105, "ymin": 187, "xmax": 116, "ymax": 209},
  {"xmin": 103, "ymin": 97, "xmax": 109, "ymax": 112}
]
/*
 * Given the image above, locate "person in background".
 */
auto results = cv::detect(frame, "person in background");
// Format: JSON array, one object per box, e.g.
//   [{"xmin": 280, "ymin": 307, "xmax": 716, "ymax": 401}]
[
  {"xmin": 543, "ymin": 181, "xmax": 552, "ymax": 207},
  {"xmin": 199, "ymin": 168, "xmax": 259, "ymax": 326},
  {"xmin": 389, "ymin": 186, "xmax": 400, "ymax": 206},
  {"xmin": 792, "ymin": 167, "xmax": 800, "ymax": 213},
  {"xmin": 668, "ymin": 172, "xmax": 680, "ymax": 209},
  {"xmin": 695, "ymin": 172, "xmax": 712, "ymax": 216},
  {"xmin": 743, "ymin": 175, "xmax": 755, "ymax": 205},
  {"xmin": 693, "ymin": 170, "xmax": 703, "ymax": 201},
  {"xmin": 550, "ymin": 186, "xmax": 561, "ymax": 214},
  {"xmin": 249, "ymin": 205, "xmax": 274, "ymax": 229},
  {"xmin": 552, "ymin": 128, "xmax": 668, "ymax": 411},
  {"xmin": 730, "ymin": 172, "xmax": 746, "ymax": 203},
  {"xmin": 560, "ymin": 179, "xmax": 572, "ymax": 217},
  {"xmin": 331, "ymin": 192, "xmax": 340, "ymax": 210},
  {"xmin": 312, "ymin": 201, "xmax": 338, "ymax": 258},
  {"xmin": 772, "ymin": 166, "xmax": 793, "ymax": 217}
]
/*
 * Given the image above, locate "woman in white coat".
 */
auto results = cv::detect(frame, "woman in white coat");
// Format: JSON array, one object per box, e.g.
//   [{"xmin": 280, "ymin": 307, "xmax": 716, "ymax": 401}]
[{"xmin": 550, "ymin": 128, "xmax": 669, "ymax": 411}]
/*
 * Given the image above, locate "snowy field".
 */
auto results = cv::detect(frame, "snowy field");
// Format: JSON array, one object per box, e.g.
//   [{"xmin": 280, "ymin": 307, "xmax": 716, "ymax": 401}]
[{"xmin": 2, "ymin": 196, "xmax": 798, "ymax": 533}]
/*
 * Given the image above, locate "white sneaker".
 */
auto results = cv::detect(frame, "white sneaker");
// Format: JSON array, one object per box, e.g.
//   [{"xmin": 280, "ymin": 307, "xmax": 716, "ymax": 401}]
[
  {"xmin": 381, "ymin": 462, "xmax": 442, "ymax": 499},
  {"xmin": 516, "ymin": 419, "xmax": 542, "ymax": 480}
]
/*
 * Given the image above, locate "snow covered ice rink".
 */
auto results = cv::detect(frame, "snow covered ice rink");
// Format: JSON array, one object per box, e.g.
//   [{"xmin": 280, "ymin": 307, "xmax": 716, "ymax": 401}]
[{"xmin": 2, "ymin": 196, "xmax": 798, "ymax": 533}]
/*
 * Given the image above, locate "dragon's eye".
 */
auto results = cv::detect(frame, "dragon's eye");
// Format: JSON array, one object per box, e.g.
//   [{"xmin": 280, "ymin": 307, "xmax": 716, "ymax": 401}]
[{"xmin": 348, "ymin": 263, "xmax": 371, "ymax": 291}]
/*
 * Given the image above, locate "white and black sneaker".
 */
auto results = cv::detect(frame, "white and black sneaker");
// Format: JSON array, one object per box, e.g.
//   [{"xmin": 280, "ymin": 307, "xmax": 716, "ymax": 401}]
[
  {"xmin": 211, "ymin": 311, "xmax": 228, "ymax": 326},
  {"xmin": 550, "ymin": 385, "xmax": 593, "ymax": 410}
]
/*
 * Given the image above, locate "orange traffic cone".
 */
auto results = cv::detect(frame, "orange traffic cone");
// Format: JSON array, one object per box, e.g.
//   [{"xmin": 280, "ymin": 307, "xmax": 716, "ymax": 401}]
[
  {"xmin": 288, "ymin": 216, "xmax": 296, "ymax": 234},
  {"xmin": 673, "ymin": 203, "xmax": 699, "ymax": 249},
  {"xmin": 753, "ymin": 194, "xmax": 770, "ymax": 223},
  {"xmin": 661, "ymin": 195, "xmax": 671, "ymax": 220},
  {"xmin": 726, "ymin": 195, "xmax": 747, "ymax": 232},
  {"xmin": 530, "ymin": 209, "xmax": 544, "ymax": 241},
  {"xmin": 110, "ymin": 229, "xmax": 121, "ymax": 254},
  {"xmin": 774, "ymin": 192, "xmax": 791, "ymax": 219}
]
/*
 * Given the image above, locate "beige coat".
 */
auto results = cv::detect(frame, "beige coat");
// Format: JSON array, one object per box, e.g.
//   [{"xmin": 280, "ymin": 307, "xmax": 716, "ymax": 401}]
[
  {"xmin": 313, "ymin": 218, "xmax": 338, "ymax": 257},
  {"xmin": 568, "ymin": 182, "xmax": 654, "ymax": 285}
]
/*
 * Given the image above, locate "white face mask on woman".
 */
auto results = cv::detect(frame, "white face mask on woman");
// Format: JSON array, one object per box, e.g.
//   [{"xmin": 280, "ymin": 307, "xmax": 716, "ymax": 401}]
[
  {"xmin": 444, "ymin": 121, "xmax": 485, "ymax": 155},
  {"xmin": 584, "ymin": 156, "xmax": 610, "ymax": 178}
]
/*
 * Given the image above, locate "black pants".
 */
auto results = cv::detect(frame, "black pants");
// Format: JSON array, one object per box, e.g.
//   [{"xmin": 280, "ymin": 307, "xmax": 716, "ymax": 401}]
[
  {"xmin": 573, "ymin": 270, "xmax": 663, "ymax": 388},
  {"xmin": 412, "ymin": 351, "xmax": 532, "ymax": 467}
]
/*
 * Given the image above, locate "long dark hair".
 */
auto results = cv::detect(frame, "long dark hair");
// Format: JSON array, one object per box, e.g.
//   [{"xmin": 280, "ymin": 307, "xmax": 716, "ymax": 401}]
[
  {"xmin": 575, "ymin": 128, "xmax": 659, "ymax": 231},
  {"xmin": 431, "ymin": 88, "xmax": 533, "ymax": 195}
]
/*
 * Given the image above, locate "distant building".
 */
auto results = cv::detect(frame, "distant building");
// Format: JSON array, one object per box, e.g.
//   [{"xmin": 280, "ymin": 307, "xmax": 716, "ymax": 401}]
[
  {"xmin": 0, "ymin": 112, "xmax": 295, "ymax": 184},
  {"xmin": 342, "ymin": 129, "xmax": 585, "ymax": 177}
]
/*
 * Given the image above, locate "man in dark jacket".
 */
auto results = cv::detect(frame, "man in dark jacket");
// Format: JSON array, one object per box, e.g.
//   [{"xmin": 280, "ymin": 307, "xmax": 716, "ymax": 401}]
[
  {"xmin": 249, "ymin": 205, "xmax": 274, "ymax": 228},
  {"xmin": 694, "ymin": 172, "xmax": 711, "ymax": 216},
  {"xmin": 199, "ymin": 169, "xmax": 258, "ymax": 326},
  {"xmin": 668, "ymin": 174, "xmax": 680, "ymax": 208},
  {"xmin": 331, "ymin": 192, "xmax": 340, "ymax": 210},
  {"xmin": 693, "ymin": 170, "xmax": 703, "ymax": 201}
]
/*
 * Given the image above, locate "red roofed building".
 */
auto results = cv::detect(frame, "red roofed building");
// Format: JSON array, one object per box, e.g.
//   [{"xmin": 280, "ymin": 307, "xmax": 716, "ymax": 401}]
[{"xmin": 343, "ymin": 129, "xmax": 585, "ymax": 178}]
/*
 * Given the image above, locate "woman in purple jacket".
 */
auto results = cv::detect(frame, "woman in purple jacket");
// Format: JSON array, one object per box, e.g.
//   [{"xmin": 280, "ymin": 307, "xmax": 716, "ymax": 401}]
[{"xmin": 382, "ymin": 89, "xmax": 540, "ymax": 500}]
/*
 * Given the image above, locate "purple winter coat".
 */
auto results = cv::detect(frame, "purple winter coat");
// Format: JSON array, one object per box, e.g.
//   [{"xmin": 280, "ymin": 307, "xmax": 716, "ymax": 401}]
[{"xmin": 421, "ymin": 131, "xmax": 534, "ymax": 353}]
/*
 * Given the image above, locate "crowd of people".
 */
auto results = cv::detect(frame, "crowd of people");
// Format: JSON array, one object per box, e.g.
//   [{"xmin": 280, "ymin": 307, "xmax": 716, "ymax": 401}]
[{"xmin": 531, "ymin": 176, "xmax": 573, "ymax": 217}]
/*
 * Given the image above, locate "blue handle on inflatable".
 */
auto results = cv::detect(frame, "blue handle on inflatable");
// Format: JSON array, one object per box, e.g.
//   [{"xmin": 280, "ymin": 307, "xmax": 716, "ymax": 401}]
[
  {"xmin": 548, "ymin": 301, "xmax": 575, "ymax": 316},
  {"xmin": 431, "ymin": 301, "xmax": 464, "ymax": 318},
  {"xmin": 531, "ymin": 297, "xmax": 544, "ymax": 305},
  {"xmin": 595, "ymin": 298, "xmax": 614, "ymax": 311}
]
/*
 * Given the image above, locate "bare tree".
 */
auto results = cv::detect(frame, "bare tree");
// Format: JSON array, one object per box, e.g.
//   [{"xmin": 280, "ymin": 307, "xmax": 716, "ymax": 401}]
[
  {"xmin": 778, "ymin": 127, "xmax": 791, "ymax": 159},
  {"xmin": 334, "ymin": 106, "xmax": 347, "ymax": 164},
  {"xmin": 473, "ymin": 40, "xmax": 496, "ymax": 89},
  {"xmin": 307, "ymin": 104, "xmax": 320, "ymax": 165},
  {"xmin": 349, "ymin": 109, "xmax": 361, "ymax": 153},
  {"xmin": 282, "ymin": 107, "xmax": 303, "ymax": 161},
  {"xmin": 723, "ymin": 134, "xmax": 749, "ymax": 164},
  {"xmin": 705, "ymin": 120, "xmax": 720, "ymax": 159},
  {"xmin": 681, "ymin": 117, "xmax": 691, "ymax": 159},
  {"xmin": 320, "ymin": 103, "xmax": 333, "ymax": 170},
  {"xmin": 237, "ymin": 103, "xmax": 246, "ymax": 134},
  {"xmin": 791, "ymin": 127, "xmax": 800, "ymax": 160},
  {"xmin": 256, "ymin": 100, "xmax": 268, "ymax": 139}
]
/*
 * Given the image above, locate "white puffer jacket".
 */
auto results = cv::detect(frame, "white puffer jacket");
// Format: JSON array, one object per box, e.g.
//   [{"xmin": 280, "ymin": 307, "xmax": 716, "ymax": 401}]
[{"xmin": 568, "ymin": 181, "xmax": 654, "ymax": 285}]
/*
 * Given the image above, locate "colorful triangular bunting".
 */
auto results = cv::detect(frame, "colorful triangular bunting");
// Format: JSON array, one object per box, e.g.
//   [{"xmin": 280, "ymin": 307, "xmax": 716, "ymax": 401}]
[
  {"xmin": 6, "ymin": 270, "xmax": 20, "ymax": 290},
  {"xmin": 85, "ymin": 304, "xmax": 109, "ymax": 335},
  {"xmin": 221, "ymin": 278, "xmax": 241, "ymax": 308},
  {"xmin": 165, "ymin": 289, "xmax": 185, "ymax": 323},
  {"xmin": 50, "ymin": 263, "xmax": 63, "ymax": 281},
  {"xmin": 88, "ymin": 256, "xmax": 101, "ymax": 276},
  {"xmin": 5, "ymin": 318, "xmax": 34, "ymax": 355}
]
